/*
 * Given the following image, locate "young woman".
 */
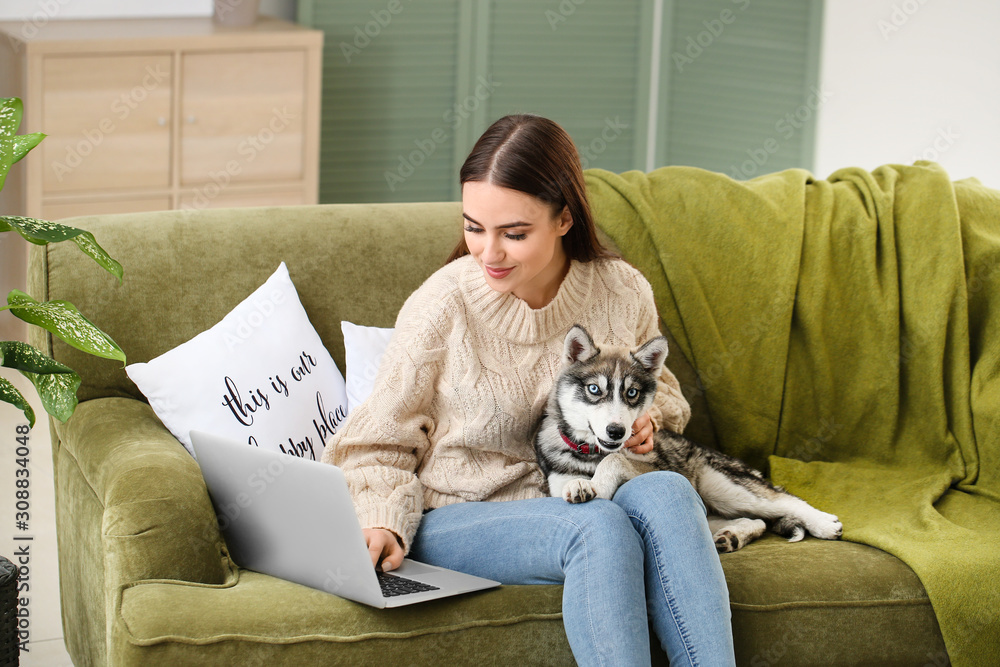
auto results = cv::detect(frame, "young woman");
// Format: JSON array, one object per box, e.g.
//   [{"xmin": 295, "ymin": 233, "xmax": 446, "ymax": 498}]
[{"xmin": 323, "ymin": 114, "xmax": 736, "ymax": 666}]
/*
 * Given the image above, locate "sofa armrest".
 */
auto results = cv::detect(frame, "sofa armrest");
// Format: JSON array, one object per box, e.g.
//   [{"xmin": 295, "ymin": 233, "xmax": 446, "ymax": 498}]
[{"xmin": 57, "ymin": 397, "xmax": 232, "ymax": 588}]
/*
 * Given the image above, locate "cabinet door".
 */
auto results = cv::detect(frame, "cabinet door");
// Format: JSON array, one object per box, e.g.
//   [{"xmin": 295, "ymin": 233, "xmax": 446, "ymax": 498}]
[
  {"xmin": 180, "ymin": 50, "xmax": 307, "ymax": 187},
  {"xmin": 41, "ymin": 54, "xmax": 173, "ymax": 194}
]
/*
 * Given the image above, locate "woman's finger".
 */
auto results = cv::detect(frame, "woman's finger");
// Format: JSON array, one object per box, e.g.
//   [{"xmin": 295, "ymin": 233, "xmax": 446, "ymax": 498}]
[
  {"xmin": 382, "ymin": 541, "xmax": 405, "ymax": 572},
  {"xmin": 364, "ymin": 529, "xmax": 404, "ymax": 571},
  {"xmin": 626, "ymin": 413, "xmax": 654, "ymax": 453}
]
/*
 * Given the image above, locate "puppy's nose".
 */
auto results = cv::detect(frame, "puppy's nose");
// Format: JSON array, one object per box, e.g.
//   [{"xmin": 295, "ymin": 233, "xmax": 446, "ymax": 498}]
[{"xmin": 606, "ymin": 424, "xmax": 627, "ymax": 441}]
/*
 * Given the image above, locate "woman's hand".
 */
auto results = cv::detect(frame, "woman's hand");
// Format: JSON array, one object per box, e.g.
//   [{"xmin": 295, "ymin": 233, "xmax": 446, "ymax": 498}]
[
  {"xmin": 363, "ymin": 528, "xmax": 405, "ymax": 572},
  {"xmin": 625, "ymin": 412, "xmax": 655, "ymax": 455}
]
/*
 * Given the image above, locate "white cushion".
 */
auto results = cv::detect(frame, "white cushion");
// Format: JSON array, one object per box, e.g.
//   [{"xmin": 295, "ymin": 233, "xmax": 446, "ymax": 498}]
[
  {"xmin": 341, "ymin": 321, "xmax": 394, "ymax": 414},
  {"xmin": 126, "ymin": 262, "xmax": 348, "ymax": 460}
]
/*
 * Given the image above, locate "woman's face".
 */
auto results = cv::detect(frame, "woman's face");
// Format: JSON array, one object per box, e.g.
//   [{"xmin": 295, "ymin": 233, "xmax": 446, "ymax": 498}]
[{"xmin": 461, "ymin": 181, "xmax": 573, "ymax": 309}]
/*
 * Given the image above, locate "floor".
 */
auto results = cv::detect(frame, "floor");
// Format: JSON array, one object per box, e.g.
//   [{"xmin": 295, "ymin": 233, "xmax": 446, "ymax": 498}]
[{"xmin": 2, "ymin": 371, "xmax": 75, "ymax": 666}]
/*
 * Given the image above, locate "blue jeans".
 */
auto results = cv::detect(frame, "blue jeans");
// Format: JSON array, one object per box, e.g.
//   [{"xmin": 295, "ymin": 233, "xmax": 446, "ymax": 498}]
[{"xmin": 409, "ymin": 471, "xmax": 735, "ymax": 667}]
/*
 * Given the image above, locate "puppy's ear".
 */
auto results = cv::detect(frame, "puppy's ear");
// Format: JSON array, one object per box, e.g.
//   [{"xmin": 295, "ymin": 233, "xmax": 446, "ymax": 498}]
[
  {"xmin": 633, "ymin": 336, "xmax": 668, "ymax": 374},
  {"xmin": 564, "ymin": 325, "xmax": 599, "ymax": 364}
]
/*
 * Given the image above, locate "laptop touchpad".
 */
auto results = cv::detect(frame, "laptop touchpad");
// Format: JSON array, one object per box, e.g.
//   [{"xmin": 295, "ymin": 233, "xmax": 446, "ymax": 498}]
[{"xmin": 396, "ymin": 560, "xmax": 442, "ymax": 576}]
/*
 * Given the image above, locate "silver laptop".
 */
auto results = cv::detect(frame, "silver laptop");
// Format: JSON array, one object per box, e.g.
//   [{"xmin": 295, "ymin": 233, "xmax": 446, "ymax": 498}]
[{"xmin": 190, "ymin": 430, "xmax": 500, "ymax": 608}]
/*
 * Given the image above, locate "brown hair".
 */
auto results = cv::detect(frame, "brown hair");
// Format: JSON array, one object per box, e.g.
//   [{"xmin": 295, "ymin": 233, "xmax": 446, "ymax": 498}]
[{"xmin": 447, "ymin": 114, "xmax": 616, "ymax": 264}]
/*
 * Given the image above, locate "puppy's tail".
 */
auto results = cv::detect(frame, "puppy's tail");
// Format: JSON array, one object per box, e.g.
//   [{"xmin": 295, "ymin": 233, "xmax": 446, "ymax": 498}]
[{"xmin": 769, "ymin": 516, "xmax": 806, "ymax": 542}]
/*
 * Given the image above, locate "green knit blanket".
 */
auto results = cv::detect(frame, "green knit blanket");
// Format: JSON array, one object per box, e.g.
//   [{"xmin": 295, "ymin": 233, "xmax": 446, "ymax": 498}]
[{"xmin": 587, "ymin": 162, "xmax": 1000, "ymax": 666}]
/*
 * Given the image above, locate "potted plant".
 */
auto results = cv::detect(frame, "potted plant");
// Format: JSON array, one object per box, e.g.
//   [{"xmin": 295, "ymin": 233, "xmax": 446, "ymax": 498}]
[{"xmin": 1, "ymin": 96, "xmax": 125, "ymax": 428}]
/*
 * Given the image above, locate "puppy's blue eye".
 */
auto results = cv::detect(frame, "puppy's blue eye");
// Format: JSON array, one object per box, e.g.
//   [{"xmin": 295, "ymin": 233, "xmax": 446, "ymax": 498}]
[
  {"xmin": 625, "ymin": 388, "xmax": 638, "ymax": 399},
  {"xmin": 587, "ymin": 384, "xmax": 601, "ymax": 396}
]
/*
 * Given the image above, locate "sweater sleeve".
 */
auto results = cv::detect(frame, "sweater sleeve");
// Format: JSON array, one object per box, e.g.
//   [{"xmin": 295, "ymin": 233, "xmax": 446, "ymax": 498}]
[
  {"xmin": 321, "ymin": 281, "xmax": 451, "ymax": 554},
  {"xmin": 634, "ymin": 273, "xmax": 691, "ymax": 434}
]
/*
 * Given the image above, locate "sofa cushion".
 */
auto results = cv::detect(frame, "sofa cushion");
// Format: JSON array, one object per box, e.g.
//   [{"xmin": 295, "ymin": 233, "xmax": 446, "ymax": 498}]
[
  {"xmin": 723, "ymin": 534, "xmax": 946, "ymax": 665},
  {"xmin": 111, "ymin": 534, "xmax": 944, "ymax": 666},
  {"xmin": 115, "ymin": 571, "xmax": 576, "ymax": 665},
  {"xmin": 341, "ymin": 320, "xmax": 394, "ymax": 414},
  {"xmin": 125, "ymin": 262, "xmax": 347, "ymax": 458}
]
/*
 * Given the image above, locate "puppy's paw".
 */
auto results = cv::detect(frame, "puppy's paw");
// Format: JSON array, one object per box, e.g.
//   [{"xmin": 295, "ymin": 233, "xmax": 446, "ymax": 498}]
[
  {"xmin": 564, "ymin": 479, "xmax": 598, "ymax": 503},
  {"xmin": 805, "ymin": 510, "xmax": 843, "ymax": 540},
  {"xmin": 712, "ymin": 518, "xmax": 767, "ymax": 553},
  {"xmin": 714, "ymin": 530, "xmax": 740, "ymax": 553}
]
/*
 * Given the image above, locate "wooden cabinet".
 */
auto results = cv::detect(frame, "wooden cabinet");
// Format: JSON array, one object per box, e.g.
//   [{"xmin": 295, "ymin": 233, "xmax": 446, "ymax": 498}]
[{"xmin": 0, "ymin": 17, "xmax": 323, "ymax": 220}]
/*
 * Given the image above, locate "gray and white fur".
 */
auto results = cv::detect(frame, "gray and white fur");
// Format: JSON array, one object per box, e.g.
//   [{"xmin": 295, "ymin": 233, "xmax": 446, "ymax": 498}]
[{"xmin": 533, "ymin": 325, "xmax": 843, "ymax": 553}]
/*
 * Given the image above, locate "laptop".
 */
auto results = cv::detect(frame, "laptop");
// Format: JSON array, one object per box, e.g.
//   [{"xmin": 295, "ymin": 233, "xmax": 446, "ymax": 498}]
[{"xmin": 189, "ymin": 430, "xmax": 500, "ymax": 608}]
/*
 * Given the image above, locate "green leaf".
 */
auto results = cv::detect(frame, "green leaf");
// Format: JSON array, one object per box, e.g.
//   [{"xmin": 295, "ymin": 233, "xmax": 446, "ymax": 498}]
[
  {"xmin": 0, "ymin": 97, "xmax": 24, "ymax": 137},
  {"xmin": 6, "ymin": 290, "xmax": 126, "ymax": 364},
  {"xmin": 0, "ymin": 340, "xmax": 76, "ymax": 374},
  {"xmin": 73, "ymin": 231, "xmax": 124, "ymax": 282},
  {"xmin": 0, "ymin": 134, "xmax": 45, "ymax": 192},
  {"xmin": 0, "ymin": 215, "xmax": 86, "ymax": 244},
  {"xmin": 0, "ymin": 376, "xmax": 35, "ymax": 429},
  {"xmin": 0, "ymin": 217, "xmax": 123, "ymax": 282},
  {"xmin": 0, "ymin": 341, "xmax": 81, "ymax": 423},
  {"xmin": 2, "ymin": 132, "xmax": 45, "ymax": 162},
  {"xmin": 0, "ymin": 99, "xmax": 45, "ymax": 191},
  {"xmin": 20, "ymin": 369, "xmax": 80, "ymax": 423}
]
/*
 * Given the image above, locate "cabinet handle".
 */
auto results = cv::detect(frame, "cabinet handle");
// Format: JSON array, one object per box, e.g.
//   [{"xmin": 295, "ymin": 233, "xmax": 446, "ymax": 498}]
[
  {"xmin": 187, "ymin": 115, "xmax": 197, "ymax": 124},
  {"xmin": 157, "ymin": 117, "xmax": 167, "ymax": 126}
]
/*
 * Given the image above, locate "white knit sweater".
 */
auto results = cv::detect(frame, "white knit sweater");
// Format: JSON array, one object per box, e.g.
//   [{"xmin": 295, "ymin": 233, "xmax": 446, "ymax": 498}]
[{"xmin": 322, "ymin": 254, "xmax": 691, "ymax": 551}]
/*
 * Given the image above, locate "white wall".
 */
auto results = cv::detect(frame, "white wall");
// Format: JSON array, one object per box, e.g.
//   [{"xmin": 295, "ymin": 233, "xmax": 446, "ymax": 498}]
[
  {"xmin": 815, "ymin": 0, "xmax": 1000, "ymax": 187},
  {"xmin": 0, "ymin": 0, "xmax": 207, "ymax": 20},
  {"xmin": 0, "ymin": 0, "xmax": 296, "ymax": 22}
]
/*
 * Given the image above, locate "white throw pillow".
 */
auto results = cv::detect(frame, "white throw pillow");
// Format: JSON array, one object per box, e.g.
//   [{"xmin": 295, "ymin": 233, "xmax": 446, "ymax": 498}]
[
  {"xmin": 341, "ymin": 321, "xmax": 394, "ymax": 414},
  {"xmin": 126, "ymin": 262, "xmax": 348, "ymax": 460}
]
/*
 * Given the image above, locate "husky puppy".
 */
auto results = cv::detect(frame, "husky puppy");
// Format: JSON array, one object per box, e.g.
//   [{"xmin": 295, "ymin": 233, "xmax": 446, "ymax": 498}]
[{"xmin": 534, "ymin": 325, "xmax": 843, "ymax": 552}]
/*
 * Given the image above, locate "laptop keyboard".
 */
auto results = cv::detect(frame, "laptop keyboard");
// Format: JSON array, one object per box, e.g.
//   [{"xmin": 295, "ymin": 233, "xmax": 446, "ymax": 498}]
[{"xmin": 377, "ymin": 571, "xmax": 441, "ymax": 598}]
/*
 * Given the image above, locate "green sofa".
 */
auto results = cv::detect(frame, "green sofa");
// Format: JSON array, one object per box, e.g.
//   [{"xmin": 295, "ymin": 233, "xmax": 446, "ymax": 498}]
[{"xmin": 30, "ymin": 174, "xmax": 959, "ymax": 665}]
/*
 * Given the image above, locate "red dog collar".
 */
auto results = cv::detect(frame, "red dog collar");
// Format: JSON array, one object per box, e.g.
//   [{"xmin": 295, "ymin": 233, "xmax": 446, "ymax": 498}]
[{"xmin": 560, "ymin": 431, "xmax": 598, "ymax": 455}]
